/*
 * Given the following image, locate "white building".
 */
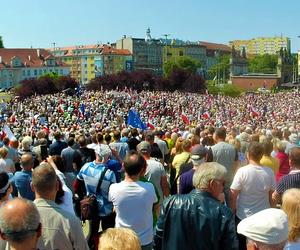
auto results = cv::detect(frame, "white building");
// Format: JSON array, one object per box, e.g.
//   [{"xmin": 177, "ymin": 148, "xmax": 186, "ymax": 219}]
[{"xmin": 0, "ymin": 48, "xmax": 70, "ymax": 90}]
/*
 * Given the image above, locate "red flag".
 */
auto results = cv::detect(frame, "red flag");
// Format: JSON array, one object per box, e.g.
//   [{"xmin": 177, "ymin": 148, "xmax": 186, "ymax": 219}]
[
  {"xmin": 181, "ymin": 113, "xmax": 190, "ymax": 125},
  {"xmin": 147, "ymin": 121, "xmax": 155, "ymax": 130},
  {"xmin": 0, "ymin": 131, "xmax": 6, "ymax": 140},
  {"xmin": 9, "ymin": 114, "xmax": 16, "ymax": 123},
  {"xmin": 202, "ymin": 112, "xmax": 210, "ymax": 119}
]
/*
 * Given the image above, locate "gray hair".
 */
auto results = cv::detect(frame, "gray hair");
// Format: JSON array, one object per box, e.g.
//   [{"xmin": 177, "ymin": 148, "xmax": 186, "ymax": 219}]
[
  {"xmin": 247, "ymin": 239, "xmax": 286, "ymax": 250},
  {"xmin": 193, "ymin": 162, "xmax": 227, "ymax": 189},
  {"xmin": 0, "ymin": 198, "xmax": 40, "ymax": 243}
]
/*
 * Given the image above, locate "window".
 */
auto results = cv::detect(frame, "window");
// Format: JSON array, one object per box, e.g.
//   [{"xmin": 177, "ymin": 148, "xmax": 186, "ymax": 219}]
[
  {"xmin": 27, "ymin": 70, "xmax": 31, "ymax": 76},
  {"xmin": 34, "ymin": 69, "xmax": 37, "ymax": 76}
]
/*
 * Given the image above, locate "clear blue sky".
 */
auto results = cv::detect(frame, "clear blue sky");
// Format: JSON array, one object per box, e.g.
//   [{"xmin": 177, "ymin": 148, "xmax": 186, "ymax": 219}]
[{"xmin": 1, "ymin": 0, "xmax": 299, "ymax": 52}]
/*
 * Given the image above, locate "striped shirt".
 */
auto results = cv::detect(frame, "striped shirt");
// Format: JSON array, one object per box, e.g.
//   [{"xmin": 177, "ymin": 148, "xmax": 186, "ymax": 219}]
[
  {"xmin": 77, "ymin": 161, "xmax": 116, "ymax": 216},
  {"xmin": 276, "ymin": 170, "xmax": 300, "ymax": 194}
]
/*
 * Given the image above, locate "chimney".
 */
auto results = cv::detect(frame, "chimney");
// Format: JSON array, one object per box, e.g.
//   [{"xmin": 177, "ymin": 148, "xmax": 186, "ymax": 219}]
[
  {"xmin": 0, "ymin": 56, "xmax": 2, "ymax": 64},
  {"xmin": 37, "ymin": 49, "xmax": 40, "ymax": 58},
  {"xmin": 28, "ymin": 55, "xmax": 31, "ymax": 61}
]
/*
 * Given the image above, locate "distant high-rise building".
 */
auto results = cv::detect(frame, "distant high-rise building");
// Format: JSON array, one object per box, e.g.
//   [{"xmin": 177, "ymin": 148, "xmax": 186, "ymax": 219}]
[
  {"xmin": 0, "ymin": 48, "xmax": 70, "ymax": 90},
  {"xmin": 229, "ymin": 36, "xmax": 291, "ymax": 55}
]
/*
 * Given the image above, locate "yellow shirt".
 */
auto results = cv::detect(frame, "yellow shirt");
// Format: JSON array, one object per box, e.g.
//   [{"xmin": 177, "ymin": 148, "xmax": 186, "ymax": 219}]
[{"xmin": 260, "ymin": 155, "xmax": 280, "ymax": 175}]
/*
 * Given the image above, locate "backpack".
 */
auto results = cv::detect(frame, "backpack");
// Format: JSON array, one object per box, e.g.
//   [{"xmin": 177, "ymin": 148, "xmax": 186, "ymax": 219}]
[{"xmin": 80, "ymin": 167, "xmax": 108, "ymax": 221}]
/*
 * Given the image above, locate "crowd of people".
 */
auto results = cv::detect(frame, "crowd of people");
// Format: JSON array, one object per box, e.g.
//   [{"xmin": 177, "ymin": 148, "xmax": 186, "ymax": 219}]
[{"xmin": 0, "ymin": 89, "xmax": 299, "ymax": 250}]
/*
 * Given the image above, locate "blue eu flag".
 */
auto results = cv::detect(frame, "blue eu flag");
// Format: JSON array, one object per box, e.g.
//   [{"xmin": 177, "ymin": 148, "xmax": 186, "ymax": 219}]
[{"xmin": 127, "ymin": 110, "xmax": 147, "ymax": 130}]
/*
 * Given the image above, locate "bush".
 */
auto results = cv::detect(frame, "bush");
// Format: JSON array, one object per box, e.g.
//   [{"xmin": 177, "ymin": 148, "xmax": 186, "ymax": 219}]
[
  {"xmin": 221, "ymin": 84, "xmax": 242, "ymax": 97},
  {"xmin": 207, "ymin": 83, "xmax": 242, "ymax": 97},
  {"xmin": 87, "ymin": 69, "xmax": 206, "ymax": 93},
  {"xmin": 13, "ymin": 75, "xmax": 78, "ymax": 99}
]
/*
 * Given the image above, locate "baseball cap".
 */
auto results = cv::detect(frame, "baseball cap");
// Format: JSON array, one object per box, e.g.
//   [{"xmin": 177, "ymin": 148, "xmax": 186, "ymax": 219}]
[
  {"xmin": 190, "ymin": 144, "xmax": 207, "ymax": 160},
  {"xmin": 95, "ymin": 145, "xmax": 112, "ymax": 159},
  {"xmin": 237, "ymin": 208, "xmax": 288, "ymax": 245},
  {"xmin": 137, "ymin": 141, "xmax": 151, "ymax": 153}
]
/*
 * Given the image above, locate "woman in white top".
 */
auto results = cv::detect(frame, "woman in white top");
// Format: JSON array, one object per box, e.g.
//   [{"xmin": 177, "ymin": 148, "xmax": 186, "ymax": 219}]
[
  {"xmin": 46, "ymin": 156, "xmax": 75, "ymax": 215},
  {"xmin": 282, "ymin": 188, "xmax": 300, "ymax": 250},
  {"xmin": 0, "ymin": 147, "xmax": 15, "ymax": 173}
]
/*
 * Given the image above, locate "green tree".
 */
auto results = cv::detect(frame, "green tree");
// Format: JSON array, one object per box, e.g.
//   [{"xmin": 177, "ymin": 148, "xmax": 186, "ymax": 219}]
[
  {"xmin": 248, "ymin": 54, "xmax": 278, "ymax": 74},
  {"xmin": 208, "ymin": 54, "xmax": 230, "ymax": 82},
  {"xmin": 0, "ymin": 36, "xmax": 3, "ymax": 48},
  {"xmin": 163, "ymin": 56, "xmax": 201, "ymax": 77}
]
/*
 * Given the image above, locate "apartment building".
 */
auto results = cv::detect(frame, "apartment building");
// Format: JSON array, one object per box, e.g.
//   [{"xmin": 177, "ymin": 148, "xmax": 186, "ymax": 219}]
[
  {"xmin": 229, "ymin": 36, "xmax": 291, "ymax": 55},
  {"xmin": 0, "ymin": 48, "xmax": 69, "ymax": 90},
  {"xmin": 51, "ymin": 45, "xmax": 132, "ymax": 83}
]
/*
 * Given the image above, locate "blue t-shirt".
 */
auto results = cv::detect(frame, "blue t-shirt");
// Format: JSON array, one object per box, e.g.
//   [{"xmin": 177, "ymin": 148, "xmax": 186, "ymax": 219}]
[
  {"xmin": 107, "ymin": 159, "xmax": 122, "ymax": 183},
  {"xmin": 13, "ymin": 170, "xmax": 35, "ymax": 200}
]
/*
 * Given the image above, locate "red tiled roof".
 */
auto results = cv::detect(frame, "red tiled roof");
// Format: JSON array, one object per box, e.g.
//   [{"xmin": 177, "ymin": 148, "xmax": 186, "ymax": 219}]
[
  {"xmin": 198, "ymin": 41, "xmax": 232, "ymax": 52},
  {"xmin": 0, "ymin": 48, "xmax": 56, "ymax": 68},
  {"xmin": 101, "ymin": 46, "xmax": 131, "ymax": 56}
]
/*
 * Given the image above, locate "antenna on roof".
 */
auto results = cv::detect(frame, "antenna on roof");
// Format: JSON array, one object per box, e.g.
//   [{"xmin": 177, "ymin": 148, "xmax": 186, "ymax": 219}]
[{"xmin": 52, "ymin": 42, "xmax": 56, "ymax": 51}]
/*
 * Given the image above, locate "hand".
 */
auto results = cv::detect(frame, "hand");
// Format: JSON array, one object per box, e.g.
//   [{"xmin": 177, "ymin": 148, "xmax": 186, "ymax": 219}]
[{"xmin": 46, "ymin": 156, "xmax": 57, "ymax": 170}]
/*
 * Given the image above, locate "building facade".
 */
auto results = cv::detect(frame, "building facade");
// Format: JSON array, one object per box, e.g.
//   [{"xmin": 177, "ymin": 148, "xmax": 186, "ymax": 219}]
[
  {"xmin": 116, "ymin": 29, "xmax": 164, "ymax": 75},
  {"xmin": 0, "ymin": 48, "xmax": 69, "ymax": 90},
  {"xmin": 229, "ymin": 37, "xmax": 291, "ymax": 55},
  {"xmin": 162, "ymin": 42, "xmax": 206, "ymax": 69},
  {"xmin": 51, "ymin": 45, "xmax": 132, "ymax": 84},
  {"xmin": 198, "ymin": 41, "xmax": 232, "ymax": 70}
]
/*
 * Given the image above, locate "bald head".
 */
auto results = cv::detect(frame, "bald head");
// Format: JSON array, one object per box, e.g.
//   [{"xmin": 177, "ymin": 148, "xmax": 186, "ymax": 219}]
[
  {"xmin": 20, "ymin": 153, "xmax": 34, "ymax": 170},
  {"xmin": 32, "ymin": 163, "xmax": 57, "ymax": 199},
  {"xmin": 0, "ymin": 198, "xmax": 41, "ymax": 244}
]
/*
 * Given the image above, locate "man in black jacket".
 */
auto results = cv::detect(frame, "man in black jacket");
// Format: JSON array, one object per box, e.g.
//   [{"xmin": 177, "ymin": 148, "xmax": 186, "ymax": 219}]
[{"xmin": 154, "ymin": 162, "xmax": 238, "ymax": 250}]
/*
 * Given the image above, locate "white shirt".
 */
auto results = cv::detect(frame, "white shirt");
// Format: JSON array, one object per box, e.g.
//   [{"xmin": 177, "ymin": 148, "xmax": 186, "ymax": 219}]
[
  {"xmin": 231, "ymin": 164, "xmax": 275, "ymax": 220},
  {"xmin": 109, "ymin": 181, "xmax": 157, "ymax": 246},
  {"xmin": 55, "ymin": 169, "xmax": 75, "ymax": 215},
  {"xmin": 0, "ymin": 158, "xmax": 14, "ymax": 173}
]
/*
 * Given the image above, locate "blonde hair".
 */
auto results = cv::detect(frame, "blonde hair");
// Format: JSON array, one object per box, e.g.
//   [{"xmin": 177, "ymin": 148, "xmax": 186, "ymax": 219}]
[
  {"xmin": 99, "ymin": 228, "xmax": 141, "ymax": 250},
  {"xmin": 193, "ymin": 162, "xmax": 227, "ymax": 189},
  {"xmin": 282, "ymin": 188, "xmax": 300, "ymax": 242},
  {"xmin": 275, "ymin": 140, "xmax": 287, "ymax": 152},
  {"xmin": 228, "ymin": 138, "xmax": 241, "ymax": 151},
  {"xmin": 0, "ymin": 147, "xmax": 8, "ymax": 159},
  {"xmin": 174, "ymin": 137, "xmax": 184, "ymax": 155},
  {"xmin": 21, "ymin": 136, "xmax": 33, "ymax": 150}
]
